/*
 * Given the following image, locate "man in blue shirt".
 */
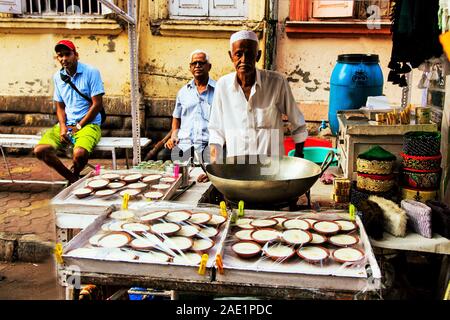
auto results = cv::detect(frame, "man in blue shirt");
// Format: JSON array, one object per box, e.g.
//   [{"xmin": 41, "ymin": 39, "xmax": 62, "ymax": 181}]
[
  {"xmin": 159, "ymin": 49, "xmax": 215, "ymax": 163},
  {"xmin": 34, "ymin": 40, "xmax": 104, "ymax": 184}
]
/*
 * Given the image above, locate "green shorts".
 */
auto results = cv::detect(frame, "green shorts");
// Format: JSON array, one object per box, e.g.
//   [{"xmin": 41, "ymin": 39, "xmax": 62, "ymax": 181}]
[{"xmin": 38, "ymin": 123, "xmax": 101, "ymax": 153}]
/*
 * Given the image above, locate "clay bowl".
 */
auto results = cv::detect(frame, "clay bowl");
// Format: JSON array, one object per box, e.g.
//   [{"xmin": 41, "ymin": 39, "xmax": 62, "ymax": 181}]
[
  {"xmin": 231, "ymin": 241, "xmax": 262, "ymax": 259},
  {"xmin": 119, "ymin": 189, "xmax": 141, "ymax": 199},
  {"xmin": 104, "ymin": 249, "xmax": 137, "ymax": 261},
  {"xmin": 88, "ymin": 233, "xmax": 106, "ymax": 246},
  {"xmin": 282, "ymin": 219, "xmax": 311, "ymax": 231},
  {"xmin": 328, "ymin": 234, "xmax": 359, "ymax": 247},
  {"xmin": 121, "ymin": 222, "xmax": 151, "ymax": 233},
  {"xmin": 142, "ymin": 174, "xmax": 162, "ymax": 185},
  {"xmin": 163, "ymin": 236, "xmax": 193, "ymax": 251},
  {"xmin": 250, "ymin": 228, "xmax": 280, "ymax": 244},
  {"xmin": 334, "ymin": 220, "xmax": 358, "ymax": 233},
  {"xmin": 86, "ymin": 179, "xmax": 109, "ymax": 191},
  {"xmin": 97, "ymin": 232, "xmax": 131, "ymax": 248},
  {"xmin": 150, "ymin": 222, "xmax": 181, "ymax": 236},
  {"xmin": 107, "ymin": 181, "xmax": 126, "ymax": 189},
  {"xmin": 235, "ymin": 218, "xmax": 255, "ymax": 229},
  {"xmin": 122, "ymin": 173, "xmax": 143, "ymax": 184},
  {"xmin": 72, "ymin": 187, "xmax": 93, "ymax": 199},
  {"xmin": 176, "ymin": 225, "xmax": 200, "ymax": 238},
  {"xmin": 139, "ymin": 210, "xmax": 168, "ymax": 223},
  {"xmin": 191, "ymin": 238, "xmax": 215, "ymax": 253},
  {"xmin": 312, "ymin": 220, "xmax": 341, "ymax": 235},
  {"xmin": 160, "ymin": 177, "xmax": 176, "ymax": 184},
  {"xmin": 297, "ymin": 246, "xmax": 330, "ymax": 264},
  {"xmin": 151, "ymin": 183, "xmax": 172, "ymax": 193},
  {"xmin": 234, "ymin": 229, "xmax": 254, "ymax": 241},
  {"xmin": 197, "ymin": 226, "xmax": 219, "ymax": 238},
  {"xmin": 207, "ymin": 214, "xmax": 227, "ymax": 227},
  {"xmin": 143, "ymin": 191, "xmax": 164, "ymax": 200},
  {"xmin": 130, "ymin": 234, "xmax": 161, "ymax": 250},
  {"xmin": 110, "ymin": 209, "xmax": 136, "ymax": 220},
  {"xmin": 172, "ymin": 252, "xmax": 202, "ymax": 266},
  {"xmin": 263, "ymin": 243, "xmax": 295, "ymax": 261},
  {"xmin": 309, "ymin": 233, "xmax": 328, "ymax": 245},
  {"xmin": 272, "ymin": 216, "xmax": 288, "ymax": 229},
  {"xmin": 94, "ymin": 189, "xmax": 117, "ymax": 199},
  {"xmin": 189, "ymin": 212, "xmax": 212, "ymax": 225},
  {"xmin": 127, "ymin": 182, "xmax": 148, "ymax": 190},
  {"xmin": 281, "ymin": 229, "xmax": 312, "ymax": 246},
  {"xmin": 100, "ymin": 173, "xmax": 121, "ymax": 181},
  {"xmin": 138, "ymin": 251, "xmax": 171, "ymax": 263},
  {"xmin": 332, "ymin": 247, "xmax": 365, "ymax": 264},
  {"xmin": 165, "ymin": 210, "xmax": 192, "ymax": 223},
  {"xmin": 108, "ymin": 221, "xmax": 126, "ymax": 232},
  {"xmin": 250, "ymin": 218, "xmax": 278, "ymax": 229}
]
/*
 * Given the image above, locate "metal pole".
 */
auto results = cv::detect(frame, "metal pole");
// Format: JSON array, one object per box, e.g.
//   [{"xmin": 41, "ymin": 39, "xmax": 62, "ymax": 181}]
[
  {"xmin": 128, "ymin": 0, "xmax": 141, "ymax": 166},
  {"xmin": 98, "ymin": 0, "xmax": 140, "ymax": 165}
]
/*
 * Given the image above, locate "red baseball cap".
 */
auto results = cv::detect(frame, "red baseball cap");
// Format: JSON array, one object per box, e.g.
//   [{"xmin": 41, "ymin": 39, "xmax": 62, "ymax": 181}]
[{"xmin": 55, "ymin": 40, "xmax": 76, "ymax": 52}]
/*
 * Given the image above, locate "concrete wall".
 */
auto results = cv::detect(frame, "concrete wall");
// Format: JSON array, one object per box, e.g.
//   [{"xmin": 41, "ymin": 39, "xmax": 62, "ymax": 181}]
[{"xmin": 276, "ymin": 0, "xmax": 423, "ymax": 122}]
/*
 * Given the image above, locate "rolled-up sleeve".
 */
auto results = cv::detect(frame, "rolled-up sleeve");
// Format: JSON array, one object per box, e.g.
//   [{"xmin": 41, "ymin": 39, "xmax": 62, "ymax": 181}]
[
  {"xmin": 208, "ymin": 84, "xmax": 225, "ymax": 146},
  {"xmin": 89, "ymin": 68, "xmax": 105, "ymax": 97},
  {"xmin": 53, "ymin": 75, "xmax": 63, "ymax": 103},
  {"xmin": 279, "ymin": 76, "xmax": 308, "ymax": 143},
  {"xmin": 172, "ymin": 93, "xmax": 182, "ymax": 118}
]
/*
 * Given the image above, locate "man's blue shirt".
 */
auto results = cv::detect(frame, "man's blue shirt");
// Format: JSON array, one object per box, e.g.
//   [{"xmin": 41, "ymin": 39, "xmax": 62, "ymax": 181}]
[
  {"xmin": 53, "ymin": 62, "xmax": 104, "ymax": 126},
  {"xmin": 172, "ymin": 78, "xmax": 215, "ymax": 151}
]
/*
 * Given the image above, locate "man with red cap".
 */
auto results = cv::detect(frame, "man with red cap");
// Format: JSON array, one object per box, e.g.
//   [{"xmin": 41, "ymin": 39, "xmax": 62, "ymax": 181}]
[{"xmin": 34, "ymin": 40, "xmax": 105, "ymax": 184}]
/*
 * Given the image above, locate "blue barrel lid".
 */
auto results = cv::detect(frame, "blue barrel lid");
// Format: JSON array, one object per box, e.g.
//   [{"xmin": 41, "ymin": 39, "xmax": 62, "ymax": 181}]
[{"xmin": 337, "ymin": 54, "xmax": 379, "ymax": 63}]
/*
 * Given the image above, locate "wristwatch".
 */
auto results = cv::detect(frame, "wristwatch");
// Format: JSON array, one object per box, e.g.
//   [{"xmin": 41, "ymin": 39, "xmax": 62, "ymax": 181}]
[{"xmin": 76, "ymin": 122, "xmax": 82, "ymax": 130}]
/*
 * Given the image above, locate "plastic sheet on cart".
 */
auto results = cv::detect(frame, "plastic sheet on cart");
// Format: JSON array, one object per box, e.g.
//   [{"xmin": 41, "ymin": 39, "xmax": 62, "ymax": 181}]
[
  {"xmin": 51, "ymin": 169, "xmax": 183, "ymax": 214},
  {"xmin": 214, "ymin": 209, "xmax": 381, "ymax": 293},
  {"xmin": 62, "ymin": 204, "xmax": 231, "ymax": 281}
]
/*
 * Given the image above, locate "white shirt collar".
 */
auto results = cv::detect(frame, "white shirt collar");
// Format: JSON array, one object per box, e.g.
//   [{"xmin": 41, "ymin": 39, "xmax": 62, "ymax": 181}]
[{"xmin": 230, "ymin": 69, "xmax": 261, "ymax": 92}]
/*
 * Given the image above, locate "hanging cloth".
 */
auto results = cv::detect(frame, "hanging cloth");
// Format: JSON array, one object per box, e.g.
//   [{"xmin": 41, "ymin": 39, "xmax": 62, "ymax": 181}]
[{"xmin": 388, "ymin": 0, "xmax": 443, "ymax": 87}]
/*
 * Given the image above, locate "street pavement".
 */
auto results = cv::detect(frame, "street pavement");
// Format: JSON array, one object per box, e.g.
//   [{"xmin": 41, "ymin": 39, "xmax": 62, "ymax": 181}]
[{"xmin": 0, "ymin": 155, "xmax": 127, "ymax": 242}]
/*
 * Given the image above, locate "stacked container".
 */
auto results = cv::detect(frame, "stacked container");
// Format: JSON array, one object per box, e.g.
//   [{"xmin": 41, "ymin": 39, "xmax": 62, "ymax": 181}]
[
  {"xmin": 350, "ymin": 146, "xmax": 397, "ymax": 208},
  {"xmin": 400, "ymin": 131, "xmax": 441, "ymax": 203}
]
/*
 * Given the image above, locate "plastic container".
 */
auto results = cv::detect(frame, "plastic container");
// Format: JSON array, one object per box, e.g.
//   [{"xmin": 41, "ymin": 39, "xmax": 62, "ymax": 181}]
[
  {"xmin": 284, "ymin": 137, "xmax": 332, "ymax": 156},
  {"xmin": 329, "ymin": 54, "xmax": 383, "ymax": 134},
  {"xmin": 288, "ymin": 147, "xmax": 338, "ymax": 166}
]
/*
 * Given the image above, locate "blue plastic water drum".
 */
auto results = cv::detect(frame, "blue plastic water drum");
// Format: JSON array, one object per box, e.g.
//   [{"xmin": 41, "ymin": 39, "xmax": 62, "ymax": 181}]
[{"xmin": 328, "ymin": 54, "xmax": 383, "ymax": 134}]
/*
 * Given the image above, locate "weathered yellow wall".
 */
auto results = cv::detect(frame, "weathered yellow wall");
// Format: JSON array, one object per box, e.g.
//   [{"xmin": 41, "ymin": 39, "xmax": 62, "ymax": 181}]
[
  {"xmin": 0, "ymin": 32, "xmax": 130, "ymax": 97},
  {"xmin": 0, "ymin": 1, "xmax": 266, "ymax": 101},
  {"xmin": 141, "ymin": 0, "xmax": 266, "ymax": 100}
]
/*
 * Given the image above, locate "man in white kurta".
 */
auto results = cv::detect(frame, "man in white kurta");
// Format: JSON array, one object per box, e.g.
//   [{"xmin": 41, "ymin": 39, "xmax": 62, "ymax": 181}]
[{"xmin": 207, "ymin": 30, "xmax": 308, "ymax": 163}]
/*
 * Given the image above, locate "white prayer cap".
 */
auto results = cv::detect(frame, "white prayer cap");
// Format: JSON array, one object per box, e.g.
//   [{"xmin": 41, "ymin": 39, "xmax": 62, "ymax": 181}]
[
  {"xmin": 190, "ymin": 49, "xmax": 210, "ymax": 63},
  {"xmin": 230, "ymin": 30, "xmax": 259, "ymax": 49}
]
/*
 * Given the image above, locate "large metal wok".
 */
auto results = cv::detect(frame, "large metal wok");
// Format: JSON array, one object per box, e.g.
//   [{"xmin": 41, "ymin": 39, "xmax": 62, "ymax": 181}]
[{"xmin": 197, "ymin": 152, "xmax": 335, "ymax": 204}]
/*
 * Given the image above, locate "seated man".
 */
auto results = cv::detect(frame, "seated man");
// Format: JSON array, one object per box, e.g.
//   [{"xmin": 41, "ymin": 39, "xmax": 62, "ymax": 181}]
[
  {"xmin": 34, "ymin": 40, "xmax": 105, "ymax": 184},
  {"xmin": 158, "ymin": 49, "xmax": 215, "ymax": 163}
]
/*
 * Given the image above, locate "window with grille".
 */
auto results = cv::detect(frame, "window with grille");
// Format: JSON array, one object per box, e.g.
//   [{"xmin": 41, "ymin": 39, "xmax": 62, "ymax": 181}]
[
  {"xmin": 169, "ymin": 0, "xmax": 246, "ymax": 19},
  {"xmin": 21, "ymin": 0, "xmax": 112, "ymax": 16}
]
